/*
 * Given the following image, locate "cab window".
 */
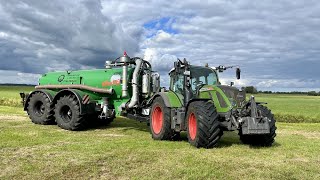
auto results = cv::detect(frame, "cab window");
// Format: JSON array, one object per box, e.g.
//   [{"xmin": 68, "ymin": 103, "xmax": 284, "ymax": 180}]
[
  {"xmin": 170, "ymin": 74, "xmax": 184, "ymax": 94},
  {"xmin": 190, "ymin": 66, "xmax": 218, "ymax": 91}
]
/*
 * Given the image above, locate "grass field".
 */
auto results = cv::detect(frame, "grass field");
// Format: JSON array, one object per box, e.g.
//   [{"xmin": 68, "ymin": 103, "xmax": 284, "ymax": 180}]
[
  {"xmin": 253, "ymin": 94, "xmax": 320, "ymax": 123},
  {"xmin": 0, "ymin": 114, "xmax": 320, "ymax": 179},
  {"xmin": 0, "ymin": 86, "xmax": 320, "ymax": 179}
]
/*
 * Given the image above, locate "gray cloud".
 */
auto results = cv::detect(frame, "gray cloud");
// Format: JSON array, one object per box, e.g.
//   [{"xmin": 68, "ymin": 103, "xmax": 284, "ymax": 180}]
[{"xmin": 0, "ymin": 0, "xmax": 141, "ymax": 74}]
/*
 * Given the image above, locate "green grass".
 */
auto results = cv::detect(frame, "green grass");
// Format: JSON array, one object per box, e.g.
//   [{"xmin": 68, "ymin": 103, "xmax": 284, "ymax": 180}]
[
  {"xmin": 253, "ymin": 94, "xmax": 320, "ymax": 123},
  {"xmin": 0, "ymin": 113, "xmax": 320, "ymax": 179},
  {"xmin": 0, "ymin": 106, "xmax": 26, "ymax": 116}
]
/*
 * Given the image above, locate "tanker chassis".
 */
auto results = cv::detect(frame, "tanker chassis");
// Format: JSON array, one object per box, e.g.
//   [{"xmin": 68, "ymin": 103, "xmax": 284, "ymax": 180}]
[{"xmin": 20, "ymin": 53, "xmax": 276, "ymax": 148}]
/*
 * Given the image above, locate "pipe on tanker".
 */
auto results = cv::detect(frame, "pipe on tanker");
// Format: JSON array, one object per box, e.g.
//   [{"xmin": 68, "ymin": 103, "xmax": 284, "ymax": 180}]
[
  {"xmin": 122, "ymin": 63, "xmax": 128, "ymax": 97},
  {"xmin": 127, "ymin": 59, "xmax": 143, "ymax": 109},
  {"xmin": 35, "ymin": 85, "xmax": 114, "ymax": 94}
]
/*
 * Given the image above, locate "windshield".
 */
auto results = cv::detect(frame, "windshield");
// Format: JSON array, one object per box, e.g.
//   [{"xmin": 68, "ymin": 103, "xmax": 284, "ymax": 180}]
[{"xmin": 190, "ymin": 66, "xmax": 218, "ymax": 91}]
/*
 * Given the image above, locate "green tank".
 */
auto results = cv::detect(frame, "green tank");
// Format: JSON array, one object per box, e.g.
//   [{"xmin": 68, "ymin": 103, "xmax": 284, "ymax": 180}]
[{"xmin": 38, "ymin": 68, "xmax": 133, "ymax": 102}]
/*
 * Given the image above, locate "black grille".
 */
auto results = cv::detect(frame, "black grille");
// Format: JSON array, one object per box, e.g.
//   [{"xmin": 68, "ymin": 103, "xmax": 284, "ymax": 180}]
[{"xmin": 218, "ymin": 85, "xmax": 246, "ymax": 107}]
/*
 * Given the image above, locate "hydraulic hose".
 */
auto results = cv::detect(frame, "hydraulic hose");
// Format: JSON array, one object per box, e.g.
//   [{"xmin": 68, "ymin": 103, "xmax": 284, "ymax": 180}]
[{"xmin": 35, "ymin": 85, "xmax": 114, "ymax": 94}]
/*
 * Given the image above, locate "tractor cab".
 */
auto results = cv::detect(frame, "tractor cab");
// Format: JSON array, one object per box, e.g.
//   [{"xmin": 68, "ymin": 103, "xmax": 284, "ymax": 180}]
[
  {"xmin": 168, "ymin": 59, "xmax": 242, "ymax": 102},
  {"xmin": 170, "ymin": 65, "xmax": 220, "ymax": 96},
  {"xmin": 169, "ymin": 59, "xmax": 227, "ymax": 99},
  {"xmin": 189, "ymin": 66, "xmax": 220, "ymax": 92}
]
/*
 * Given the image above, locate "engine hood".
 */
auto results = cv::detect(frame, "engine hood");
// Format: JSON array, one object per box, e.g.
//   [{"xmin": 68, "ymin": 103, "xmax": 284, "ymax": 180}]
[
  {"xmin": 217, "ymin": 85, "xmax": 246, "ymax": 107},
  {"xmin": 199, "ymin": 85, "xmax": 246, "ymax": 108}
]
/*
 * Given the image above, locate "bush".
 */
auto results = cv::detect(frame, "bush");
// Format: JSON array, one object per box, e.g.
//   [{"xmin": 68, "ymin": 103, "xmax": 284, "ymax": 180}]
[{"xmin": 307, "ymin": 91, "xmax": 319, "ymax": 96}]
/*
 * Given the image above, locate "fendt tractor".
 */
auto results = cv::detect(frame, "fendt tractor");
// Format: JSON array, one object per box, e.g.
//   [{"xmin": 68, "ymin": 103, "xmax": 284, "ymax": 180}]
[{"xmin": 20, "ymin": 52, "xmax": 276, "ymax": 148}]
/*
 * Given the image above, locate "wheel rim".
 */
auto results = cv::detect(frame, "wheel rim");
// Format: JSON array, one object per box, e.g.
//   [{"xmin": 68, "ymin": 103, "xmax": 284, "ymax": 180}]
[
  {"xmin": 152, "ymin": 106, "xmax": 163, "ymax": 134},
  {"xmin": 34, "ymin": 101, "xmax": 45, "ymax": 116},
  {"xmin": 188, "ymin": 113, "xmax": 197, "ymax": 140},
  {"xmin": 60, "ymin": 105, "xmax": 72, "ymax": 123}
]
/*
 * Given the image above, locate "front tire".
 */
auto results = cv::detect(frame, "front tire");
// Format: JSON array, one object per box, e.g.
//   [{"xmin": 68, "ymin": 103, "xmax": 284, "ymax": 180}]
[
  {"xmin": 239, "ymin": 105, "xmax": 277, "ymax": 146},
  {"xmin": 150, "ymin": 97, "xmax": 174, "ymax": 140},
  {"xmin": 54, "ymin": 95, "xmax": 87, "ymax": 131},
  {"xmin": 186, "ymin": 101, "xmax": 221, "ymax": 148},
  {"xmin": 27, "ymin": 92, "xmax": 55, "ymax": 125}
]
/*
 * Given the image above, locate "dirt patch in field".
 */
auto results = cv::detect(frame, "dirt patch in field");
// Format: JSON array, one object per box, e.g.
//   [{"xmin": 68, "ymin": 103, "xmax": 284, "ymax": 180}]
[
  {"xmin": 0, "ymin": 115, "xmax": 27, "ymax": 121},
  {"xmin": 96, "ymin": 159, "xmax": 123, "ymax": 179},
  {"xmin": 278, "ymin": 129, "xmax": 320, "ymax": 139},
  {"xmin": 0, "ymin": 142, "xmax": 79, "ymax": 166},
  {"xmin": 0, "ymin": 164, "xmax": 21, "ymax": 178},
  {"xmin": 98, "ymin": 133, "xmax": 125, "ymax": 137}
]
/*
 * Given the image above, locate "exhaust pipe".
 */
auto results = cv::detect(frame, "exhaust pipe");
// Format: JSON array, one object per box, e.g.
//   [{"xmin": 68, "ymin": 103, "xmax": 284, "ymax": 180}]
[
  {"xmin": 127, "ymin": 59, "xmax": 143, "ymax": 108},
  {"xmin": 122, "ymin": 63, "xmax": 128, "ymax": 97},
  {"xmin": 120, "ymin": 52, "xmax": 130, "ymax": 98}
]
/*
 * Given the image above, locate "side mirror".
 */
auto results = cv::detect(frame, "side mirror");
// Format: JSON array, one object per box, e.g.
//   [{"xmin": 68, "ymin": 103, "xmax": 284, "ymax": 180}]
[{"xmin": 236, "ymin": 68, "xmax": 241, "ymax": 79}]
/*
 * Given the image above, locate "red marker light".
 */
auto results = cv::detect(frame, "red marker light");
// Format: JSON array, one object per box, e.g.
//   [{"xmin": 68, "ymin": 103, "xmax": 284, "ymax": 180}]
[{"xmin": 123, "ymin": 51, "xmax": 127, "ymax": 56}]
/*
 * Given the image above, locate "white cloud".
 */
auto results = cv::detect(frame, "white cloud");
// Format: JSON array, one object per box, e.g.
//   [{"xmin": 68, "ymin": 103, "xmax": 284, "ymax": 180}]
[{"xmin": 0, "ymin": 70, "xmax": 41, "ymax": 85}]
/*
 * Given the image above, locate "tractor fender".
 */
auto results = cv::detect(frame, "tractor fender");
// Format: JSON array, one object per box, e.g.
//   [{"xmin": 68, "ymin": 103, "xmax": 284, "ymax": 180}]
[
  {"xmin": 52, "ymin": 89, "xmax": 94, "ymax": 115},
  {"xmin": 185, "ymin": 98, "xmax": 211, "ymax": 116},
  {"xmin": 147, "ymin": 91, "xmax": 183, "ymax": 108},
  {"xmin": 24, "ymin": 89, "xmax": 56, "ymax": 111}
]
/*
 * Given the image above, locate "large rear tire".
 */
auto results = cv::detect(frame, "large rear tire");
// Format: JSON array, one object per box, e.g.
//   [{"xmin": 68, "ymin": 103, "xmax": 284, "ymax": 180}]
[
  {"xmin": 186, "ymin": 101, "xmax": 221, "ymax": 148},
  {"xmin": 54, "ymin": 95, "xmax": 87, "ymax": 131},
  {"xmin": 27, "ymin": 92, "xmax": 55, "ymax": 125},
  {"xmin": 239, "ymin": 105, "xmax": 277, "ymax": 146},
  {"xmin": 150, "ymin": 97, "xmax": 174, "ymax": 140}
]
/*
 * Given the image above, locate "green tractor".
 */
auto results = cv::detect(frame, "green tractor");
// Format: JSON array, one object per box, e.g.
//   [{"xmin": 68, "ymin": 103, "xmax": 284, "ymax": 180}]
[{"xmin": 20, "ymin": 53, "xmax": 276, "ymax": 148}]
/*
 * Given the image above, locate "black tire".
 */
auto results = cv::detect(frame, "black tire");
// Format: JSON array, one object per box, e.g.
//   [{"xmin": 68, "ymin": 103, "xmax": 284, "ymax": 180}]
[
  {"xmin": 27, "ymin": 92, "xmax": 55, "ymax": 125},
  {"xmin": 150, "ymin": 97, "xmax": 174, "ymax": 140},
  {"xmin": 54, "ymin": 95, "xmax": 87, "ymax": 131},
  {"xmin": 239, "ymin": 105, "xmax": 277, "ymax": 146},
  {"xmin": 186, "ymin": 101, "xmax": 221, "ymax": 148}
]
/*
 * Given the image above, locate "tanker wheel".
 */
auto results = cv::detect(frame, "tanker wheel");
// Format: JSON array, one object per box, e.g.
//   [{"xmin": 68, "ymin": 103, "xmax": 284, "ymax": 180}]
[
  {"xmin": 239, "ymin": 105, "xmax": 277, "ymax": 146},
  {"xmin": 54, "ymin": 95, "xmax": 87, "ymax": 131},
  {"xmin": 150, "ymin": 97, "xmax": 174, "ymax": 140},
  {"xmin": 186, "ymin": 101, "xmax": 221, "ymax": 148},
  {"xmin": 27, "ymin": 92, "xmax": 55, "ymax": 125}
]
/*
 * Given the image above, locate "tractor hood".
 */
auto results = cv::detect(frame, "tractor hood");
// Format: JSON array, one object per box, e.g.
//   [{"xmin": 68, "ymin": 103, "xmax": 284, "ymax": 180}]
[
  {"xmin": 199, "ymin": 85, "xmax": 246, "ymax": 109},
  {"xmin": 217, "ymin": 85, "xmax": 246, "ymax": 107},
  {"xmin": 217, "ymin": 85, "xmax": 246, "ymax": 106}
]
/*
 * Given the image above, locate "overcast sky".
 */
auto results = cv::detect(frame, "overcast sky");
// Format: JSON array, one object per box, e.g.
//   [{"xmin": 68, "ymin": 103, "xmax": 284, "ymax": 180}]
[{"xmin": 0, "ymin": 0, "xmax": 319, "ymax": 91}]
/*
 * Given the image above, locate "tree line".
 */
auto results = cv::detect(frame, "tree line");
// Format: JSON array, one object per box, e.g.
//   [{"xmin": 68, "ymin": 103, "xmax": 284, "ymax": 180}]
[{"xmin": 242, "ymin": 86, "xmax": 320, "ymax": 96}]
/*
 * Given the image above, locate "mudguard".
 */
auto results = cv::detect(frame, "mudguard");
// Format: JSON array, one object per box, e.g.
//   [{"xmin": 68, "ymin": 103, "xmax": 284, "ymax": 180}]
[
  {"xmin": 23, "ymin": 89, "xmax": 57, "ymax": 111},
  {"xmin": 147, "ymin": 91, "xmax": 183, "ymax": 108},
  {"xmin": 52, "ymin": 89, "xmax": 95, "ymax": 115}
]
